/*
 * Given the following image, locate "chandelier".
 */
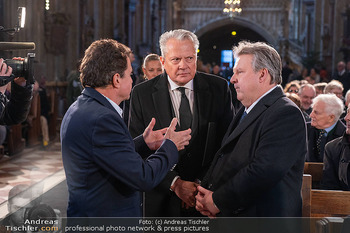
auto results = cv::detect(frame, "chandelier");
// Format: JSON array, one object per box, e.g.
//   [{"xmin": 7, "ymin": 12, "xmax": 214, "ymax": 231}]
[{"xmin": 223, "ymin": 0, "xmax": 242, "ymax": 18}]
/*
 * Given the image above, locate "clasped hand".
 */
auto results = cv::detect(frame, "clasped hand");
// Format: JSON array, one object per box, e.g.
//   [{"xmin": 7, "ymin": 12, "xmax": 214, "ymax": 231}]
[
  {"xmin": 143, "ymin": 118, "xmax": 191, "ymax": 151},
  {"xmin": 171, "ymin": 179, "xmax": 199, "ymax": 209},
  {"xmin": 195, "ymin": 186, "xmax": 220, "ymax": 218}
]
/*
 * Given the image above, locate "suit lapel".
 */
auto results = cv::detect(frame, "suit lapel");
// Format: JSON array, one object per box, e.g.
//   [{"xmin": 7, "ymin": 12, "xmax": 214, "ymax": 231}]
[
  {"xmin": 192, "ymin": 73, "xmax": 212, "ymax": 136},
  {"xmin": 220, "ymin": 86, "xmax": 284, "ymax": 150},
  {"xmin": 152, "ymin": 73, "xmax": 175, "ymax": 128}
]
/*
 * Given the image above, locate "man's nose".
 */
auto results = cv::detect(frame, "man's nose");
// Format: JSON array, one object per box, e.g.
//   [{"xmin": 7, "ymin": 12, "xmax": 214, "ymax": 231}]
[
  {"xmin": 179, "ymin": 59, "xmax": 188, "ymax": 69},
  {"xmin": 310, "ymin": 111, "xmax": 315, "ymax": 118},
  {"xmin": 230, "ymin": 74, "xmax": 236, "ymax": 84}
]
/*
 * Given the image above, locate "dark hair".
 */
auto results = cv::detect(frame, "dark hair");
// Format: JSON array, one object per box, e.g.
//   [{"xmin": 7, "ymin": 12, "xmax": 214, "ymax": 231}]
[{"xmin": 80, "ymin": 39, "xmax": 131, "ymax": 88}]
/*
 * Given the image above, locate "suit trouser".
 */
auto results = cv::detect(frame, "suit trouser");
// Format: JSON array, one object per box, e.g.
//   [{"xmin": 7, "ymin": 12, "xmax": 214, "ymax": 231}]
[{"xmin": 40, "ymin": 116, "xmax": 49, "ymax": 143}]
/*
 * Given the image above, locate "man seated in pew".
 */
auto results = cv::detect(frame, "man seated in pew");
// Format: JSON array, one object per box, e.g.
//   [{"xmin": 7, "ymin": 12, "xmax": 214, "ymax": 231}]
[
  {"xmin": 340, "ymin": 90, "xmax": 350, "ymax": 125},
  {"xmin": 306, "ymin": 94, "xmax": 345, "ymax": 162},
  {"xmin": 36, "ymin": 79, "xmax": 51, "ymax": 148},
  {"xmin": 321, "ymin": 103, "xmax": 350, "ymax": 190}
]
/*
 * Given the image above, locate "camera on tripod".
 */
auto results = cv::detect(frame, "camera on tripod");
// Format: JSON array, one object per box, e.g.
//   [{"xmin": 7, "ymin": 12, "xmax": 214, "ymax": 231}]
[{"xmin": 0, "ymin": 7, "xmax": 36, "ymax": 86}]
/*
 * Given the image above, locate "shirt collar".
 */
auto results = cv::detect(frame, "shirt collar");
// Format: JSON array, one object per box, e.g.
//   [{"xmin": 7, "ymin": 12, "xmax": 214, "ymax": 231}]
[
  {"xmin": 101, "ymin": 94, "xmax": 123, "ymax": 118},
  {"xmin": 167, "ymin": 75, "xmax": 194, "ymax": 91},
  {"xmin": 245, "ymin": 85, "xmax": 279, "ymax": 114},
  {"xmin": 324, "ymin": 121, "xmax": 337, "ymax": 135}
]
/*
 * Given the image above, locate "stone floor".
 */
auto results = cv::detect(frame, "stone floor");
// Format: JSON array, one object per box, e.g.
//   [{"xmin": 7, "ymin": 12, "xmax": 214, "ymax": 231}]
[{"xmin": 0, "ymin": 141, "xmax": 67, "ymax": 219}]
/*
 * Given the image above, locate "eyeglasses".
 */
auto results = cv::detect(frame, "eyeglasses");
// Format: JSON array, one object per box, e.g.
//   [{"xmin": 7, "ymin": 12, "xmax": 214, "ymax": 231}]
[{"xmin": 288, "ymin": 89, "xmax": 299, "ymax": 93}]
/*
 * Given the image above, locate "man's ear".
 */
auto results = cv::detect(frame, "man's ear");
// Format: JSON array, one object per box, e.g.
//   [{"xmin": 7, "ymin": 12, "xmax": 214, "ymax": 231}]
[
  {"xmin": 159, "ymin": 56, "xmax": 165, "ymax": 66},
  {"xmin": 259, "ymin": 68, "xmax": 269, "ymax": 83},
  {"xmin": 112, "ymin": 73, "xmax": 121, "ymax": 88},
  {"xmin": 329, "ymin": 114, "xmax": 335, "ymax": 123}
]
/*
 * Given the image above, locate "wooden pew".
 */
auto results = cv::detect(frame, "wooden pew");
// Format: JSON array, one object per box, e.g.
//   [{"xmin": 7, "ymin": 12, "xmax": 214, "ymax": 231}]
[
  {"xmin": 302, "ymin": 174, "xmax": 350, "ymax": 233},
  {"xmin": 301, "ymin": 174, "xmax": 350, "ymax": 217},
  {"xmin": 304, "ymin": 162, "xmax": 324, "ymax": 188},
  {"xmin": 302, "ymin": 174, "xmax": 312, "ymax": 217},
  {"xmin": 5, "ymin": 124, "xmax": 25, "ymax": 155},
  {"xmin": 311, "ymin": 190, "xmax": 350, "ymax": 217},
  {"xmin": 302, "ymin": 174, "xmax": 350, "ymax": 217}
]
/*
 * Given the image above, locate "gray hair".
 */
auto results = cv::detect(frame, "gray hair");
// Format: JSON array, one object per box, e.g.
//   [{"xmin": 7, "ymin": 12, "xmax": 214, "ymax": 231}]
[
  {"xmin": 345, "ymin": 89, "xmax": 350, "ymax": 105},
  {"xmin": 142, "ymin": 53, "xmax": 161, "ymax": 68},
  {"xmin": 311, "ymin": 94, "xmax": 344, "ymax": 121},
  {"xmin": 324, "ymin": 80, "xmax": 344, "ymax": 93},
  {"xmin": 159, "ymin": 29, "xmax": 199, "ymax": 58},
  {"xmin": 299, "ymin": 83, "xmax": 316, "ymax": 95},
  {"xmin": 232, "ymin": 41, "xmax": 282, "ymax": 85}
]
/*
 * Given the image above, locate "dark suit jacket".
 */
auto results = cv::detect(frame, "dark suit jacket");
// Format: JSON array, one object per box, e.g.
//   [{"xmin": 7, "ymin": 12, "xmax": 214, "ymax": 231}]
[
  {"xmin": 321, "ymin": 133, "xmax": 350, "ymax": 190},
  {"xmin": 202, "ymin": 86, "xmax": 307, "ymax": 217},
  {"xmin": 129, "ymin": 71, "xmax": 233, "ymax": 216},
  {"xmin": 60, "ymin": 87, "xmax": 178, "ymax": 217},
  {"xmin": 306, "ymin": 121, "xmax": 346, "ymax": 162}
]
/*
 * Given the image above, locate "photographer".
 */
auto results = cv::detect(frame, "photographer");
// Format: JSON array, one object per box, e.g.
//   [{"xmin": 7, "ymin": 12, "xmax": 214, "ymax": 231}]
[{"xmin": 0, "ymin": 58, "xmax": 32, "ymax": 125}]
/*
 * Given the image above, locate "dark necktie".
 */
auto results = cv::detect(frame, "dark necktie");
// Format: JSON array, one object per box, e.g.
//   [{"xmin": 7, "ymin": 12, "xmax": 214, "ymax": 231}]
[
  {"xmin": 178, "ymin": 87, "xmax": 192, "ymax": 130},
  {"xmin": 316, "ymin": 129, "xmax": 326, "ymax": 157},
  {"xmin": 239, "ymin": 111, "xmax": 247, "ymax": 124}
]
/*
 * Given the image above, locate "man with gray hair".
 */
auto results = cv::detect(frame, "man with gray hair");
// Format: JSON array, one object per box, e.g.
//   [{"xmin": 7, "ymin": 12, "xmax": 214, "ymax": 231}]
[
  {"xmin": 129, "ymin": 29, "xmax": 233, "ymax": 217},
  {"xmin": 196, "ymin": 41, "xmax": 307, "ymax": 217},
  {"xmin": 324, "ymin": 80, "xmax": 344, "ymax": 100},
  {"xmin": 298, "ymin": 83, "xmax": 316, "ymax": 116},
  {"xmin": 321, "ymin": 102, "xmax": 350, "ymax": 191},
  {"xmin": 306, "ymin": 94, "xmax": 346, "ymax": 162}
]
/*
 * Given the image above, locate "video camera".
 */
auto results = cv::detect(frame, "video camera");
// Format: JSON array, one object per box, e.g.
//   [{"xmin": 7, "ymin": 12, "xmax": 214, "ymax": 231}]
[
  {"xmin": 0, "ymin": 7, "xmax": 36, "ymax": 86},
  {"xmin": 1, "ymin": 53, "xmax": 35, "ymax": 86}
]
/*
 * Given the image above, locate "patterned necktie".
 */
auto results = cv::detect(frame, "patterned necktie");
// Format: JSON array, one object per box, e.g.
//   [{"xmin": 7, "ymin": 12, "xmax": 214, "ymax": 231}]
[
  {"xmin": 316, "ymin": 129, "xmax": 326, "ymax": 156},
  {"xmin": 178, "ymin": 87, "xmax": 192, "ymax": 130}
]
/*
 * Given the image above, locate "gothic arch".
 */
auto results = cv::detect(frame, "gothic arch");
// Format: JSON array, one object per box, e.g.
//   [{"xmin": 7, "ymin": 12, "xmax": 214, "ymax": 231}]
[{"xmin": 194, "ymin": 17, "xmax": 277, "ymax": 47}]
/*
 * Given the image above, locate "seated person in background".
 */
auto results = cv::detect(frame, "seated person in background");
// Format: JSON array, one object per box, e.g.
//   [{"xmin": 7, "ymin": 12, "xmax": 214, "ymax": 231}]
[
  {"xmin": 340, "ymin": 89, "xmax": 350, "ymax": 124},
  {"xmin": 314, "ymin": 82, "xmax": 328, "ymax": 96},
  {"xmin": 66, "ymin": 61, "xmax": 82, "ymax": 107},
  {"xmin": 305, "ymin": 75, "xmax": 316, "ymax": 85},
  {"xmin": 346, "ymin": 90, "xmax": 350, "ymax": 108},
  {"xmin": 285, "ymin": 92, "xmax": 301, "ymax": 108},
  {"xmin": 37, "ymin": 79, "xmax": 51, "ymax": 148},
  {"xmin": 211, "ymin": 65, "xmax": 225, "ymax": 78},
  {"xmin": 309, "ymin": 67, "xmax": 320, "ymax": 83},
  {"xmin": 285, "ymin": 92, "xmax": 311, "ymax": 123},
  {"xmin": 285, "ymin": 92, "xmax": 310, "ymax": 122},
  {"xmin": 324, "ymin": 80, "xmax": 344, "ymax": 100},
  {"xmin": 283, "ymin": 80, "xmax": 300, "ymax": 94},
  {"xmin": 306, "ymin": 94, "xmax": 345, "ymax": 162},
  {"xmin": 321, "ymin": 103, "xmax": 350, "ymax": 190},
  {"xmin": 141, "ymin": 53, "xmax": 163, "ymax": 81},
  {"xmin": 298, "ymin": 83, "xmax": 316, "ymax": 115}
]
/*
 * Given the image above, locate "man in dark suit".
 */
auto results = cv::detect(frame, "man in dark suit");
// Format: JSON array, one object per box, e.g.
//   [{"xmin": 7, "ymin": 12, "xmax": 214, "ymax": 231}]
[
  {"xmin": 195, "ymin": 41, "xmax": 307, "ymax": 217},
  {"xmin": 321, "ymin": 103, "xmax": 350, "ymax": 190},
  {"xmin": 129, "ymin": 29, "xmax": 233, "ymax": 217},
  {"xmin": 306, "ymin": 94, "xmax": 345, "ymax": 162},
  {"xmin": 61, "ymin": 39, "xmax": 191, "ymax": 217},
  {"xmin": 333, "ymin": 61, "xmax": 350, "ymax": 94}
]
